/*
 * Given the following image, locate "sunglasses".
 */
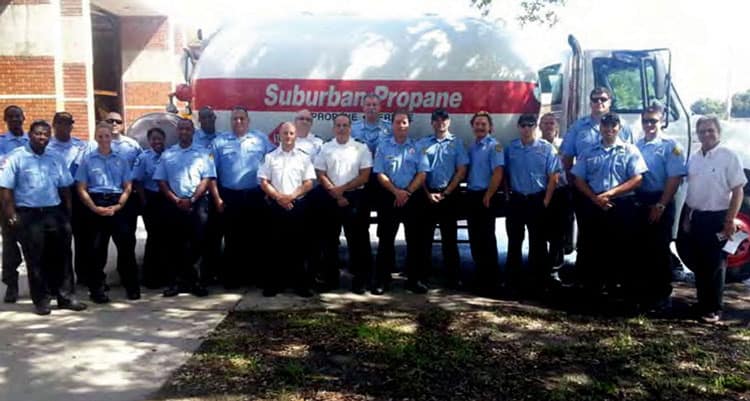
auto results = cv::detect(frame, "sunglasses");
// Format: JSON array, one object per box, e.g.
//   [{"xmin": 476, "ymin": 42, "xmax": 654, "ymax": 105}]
[
  {"xmin": 590, "ymin": 97, "xmax": 610, "ymax": 104},
  {"xmin": 296, "ymin": 116, "xmax": 313, "ymax": 122},
  {"xmin": 519, "ymin": 122, "xmax": 536, "ymax": 128},
  {"xmin": 105, "ymin": 119, "xmax": 123, "ymax": 124},
  {"xmin": 641, "ymin": 118, "xmax": 660, "ymax": 125}
]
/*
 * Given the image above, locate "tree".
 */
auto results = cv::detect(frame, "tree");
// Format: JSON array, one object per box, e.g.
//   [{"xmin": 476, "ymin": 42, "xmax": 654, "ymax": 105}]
[
  {"xmin": 730, "ymin": 89, "xmax": 750, "ymax": 118},
  {"xmin": 690, "ymin": 98, "xmax": 726, "ymax": 117},
  {"xmin": 469, "ymin": 0, "xmax": 566, "ymax": 26}
]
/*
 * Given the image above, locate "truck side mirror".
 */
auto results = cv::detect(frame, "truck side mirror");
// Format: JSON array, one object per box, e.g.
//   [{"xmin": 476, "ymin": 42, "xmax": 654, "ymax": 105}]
[{"xmin": 653, "ymin": 56, "xmax": 667, "ymax": 100}]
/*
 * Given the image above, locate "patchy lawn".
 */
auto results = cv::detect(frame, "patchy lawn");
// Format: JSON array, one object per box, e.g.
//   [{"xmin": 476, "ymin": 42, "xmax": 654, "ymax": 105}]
[{"xmin": 149, "ymin": 289, "xmax": 750, "ymax": 401}]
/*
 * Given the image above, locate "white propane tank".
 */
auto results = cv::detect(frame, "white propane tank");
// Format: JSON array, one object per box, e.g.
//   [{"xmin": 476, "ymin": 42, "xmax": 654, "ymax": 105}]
[{"xmin": 190, "ymin": 15, "xmax": 541, "ymax": 145}]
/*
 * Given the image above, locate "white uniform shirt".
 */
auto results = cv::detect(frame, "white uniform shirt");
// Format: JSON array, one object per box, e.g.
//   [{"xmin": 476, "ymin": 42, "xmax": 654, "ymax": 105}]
[
  {"xmin": 295, "ymin": 134, "xmax": 324, "ymax": 159},
  {"xmin": 257, "ymin": 146, "xmax": 316, "ymax": 196},
  {"xmin": 686, "ymin": 145, "xmax": 747, "ymax": 211},
  {"xmin": 313, "ymin": 137, "xmax": 372, "ymax": 187}
]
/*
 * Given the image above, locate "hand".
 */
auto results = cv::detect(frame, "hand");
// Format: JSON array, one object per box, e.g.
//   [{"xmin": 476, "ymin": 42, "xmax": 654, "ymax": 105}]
[
  {"xmin": 482, "ymin": 192, "xmax": 493, "ymax": 209},
  {"xmin": 214, "ymin": 197, "xmax": 225, "ymax": 213},
  {"xmin": 94, "ymin": 206, "xmax": 114, "ymax": 216},
  {"xmin": 6, "ymin": 214, "xmax": 19, "ymax": 228},
  {"xmin": 428, "ymin": 192, "xmax": 443, "ymax": 204},
  {"xmin": 394, "ymin": 189, "xmax": 410, "ymax": 207},
  {"xmin": 720, "ymin": 218, "xmax": 738, "ymax": 240},
  {"xmin": 336, "ymin": 196, "xmax": 350, "ymax": 207},
  {"xmin": 543, "ymin": 197, "xmax": 552, "ymax": 208},
  {"xmin": 276, "ymin": 194, "xmax": 295, "ymax": 210},
  {"xmin": 328, "ymin": 186, "xmax": 345, "ymax": 199},
  {"xmin": 648, "ymin": 205, "xmax": 664, "ymax": 224},
  {"xmin": 176, "ymin": 198, "xmax": 192, "ymax": 212},
  {"xmin": 593, "ymin": 195, "xmax": 612, "ymax": 210}
]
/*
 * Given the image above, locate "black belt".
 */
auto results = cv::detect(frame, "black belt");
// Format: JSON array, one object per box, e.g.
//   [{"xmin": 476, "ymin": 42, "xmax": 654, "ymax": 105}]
[
  {"xmin": 428, "ymin": 186, "xmax": 448, "ymax": 193},
  {"xmin": 17, "ymin": 205, "xmax": 61, "ymax": 213},
  {"xmin": 511, "ymin": 191, "xmax": 545, "ymax": 200},
  {"xmin": 89, "ymin": 192, "xmax": 122, "ymax": 206}
]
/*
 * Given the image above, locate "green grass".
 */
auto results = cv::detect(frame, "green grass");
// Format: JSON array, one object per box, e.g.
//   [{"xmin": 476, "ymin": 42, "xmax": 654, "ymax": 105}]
[{"xmin": 152, "ymin": 304, "xmax": 750, "ymax": 401}]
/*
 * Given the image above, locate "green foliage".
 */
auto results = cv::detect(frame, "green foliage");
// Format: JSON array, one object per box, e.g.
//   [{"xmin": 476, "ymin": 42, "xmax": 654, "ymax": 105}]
[
  {"xmin": 730, "ymin": 88, "xmax": 750, "ymax": 118},
  {"xmin": 690, "ymin": 97, "xmax": 727, "ymax": 117}
]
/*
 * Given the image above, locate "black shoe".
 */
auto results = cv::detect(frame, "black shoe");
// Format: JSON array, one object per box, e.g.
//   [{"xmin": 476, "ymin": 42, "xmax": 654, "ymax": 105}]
[
  {"xmin": 162, "ymin": 286, "xmax": 180, "ymax": 297},
  {"xmin": 190, "ymin": 285, "xmax": 209, "ymax": 297},
  {"xmin": 406, "ymin": 280, "xmax": 428, "ymax": 294},
  {"xmin": 294, "ymin": 287, "xmax": 314, "ymax": 298},
  {"xmin": 126, "ymin": 288, "xmax": 141, "ymax": 300},
  {"xmin": 351, "ymin": 283, "xmax": 366, "ymax": 295},
  {"xmin": 262, "ymin": 288, "xmax": 278, "ymax": 297},
  {"xmin": 3, "ymin": 284, "xmax": 18, "ymax": 303},
  {"xmin": 57, "ymin": 298, "xmax": 87, "ymax": 311},
  {"xmin": 34, "ymin": 301, "xmax": 52, "ymax": 316},
  {"xmin": 89, "ymin": 290, "xmax": 110, "ymax": 304}
]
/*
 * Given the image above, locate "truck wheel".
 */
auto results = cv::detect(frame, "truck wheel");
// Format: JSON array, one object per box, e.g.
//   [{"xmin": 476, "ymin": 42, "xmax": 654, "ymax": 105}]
[{"xmin": 726, "ymin": 192, "xmax": 750, "ymax": 283}]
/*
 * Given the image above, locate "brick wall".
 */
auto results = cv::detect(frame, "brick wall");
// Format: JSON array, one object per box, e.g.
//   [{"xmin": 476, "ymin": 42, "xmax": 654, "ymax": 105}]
[
  {"xmin": 63, "ymin": 62, "xmax": 86, "ymax": 98},
  {"xmin": 0, "ymin": 56, "xmax": 55, "ymax": 95},
  {"xmin": 123, "ymin": 81, "xmax": 170, "ymax": 122},
  {"xmin": 8, "ymin": 0, "xmax": 50, "ymax": 4},
  {"xmin": 62, "ymin": 101, "xmax": 89, "ymax": 138},
  {"xmin": 0, "ymin": 99, "xmax": 57, "ymax": 127},
  {"xmin": 61, "ymin": 0, "xmax": 82, "ymax": 16},
  {"xmin": 120, "ymin": 16, "xmax": 168, "ymax": 51}
]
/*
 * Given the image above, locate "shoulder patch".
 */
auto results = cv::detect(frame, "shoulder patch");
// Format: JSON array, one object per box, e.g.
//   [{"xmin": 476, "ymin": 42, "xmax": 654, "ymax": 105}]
[
  {"xmin": 672, "ymin": 146, "xmax": 682, "ymax": 156},
  {"xmin": 495, "ymin": 144, "xmax": 503, "ymax": 152}
]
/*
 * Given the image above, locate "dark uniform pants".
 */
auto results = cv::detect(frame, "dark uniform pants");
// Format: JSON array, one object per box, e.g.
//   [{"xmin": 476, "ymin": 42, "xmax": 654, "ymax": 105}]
[
  {"xmin": 375, "ymin": 191, "xmax": 427, "ymax": 285},
  {"xmin": 141, "ymin": 190, "xmax": 171, "ymax": 287},
  {"xmin": 220, "ymin": 187, "xmax": 268, "ymax": 286},
  {"xmin": 320, "ymin": 188, "xmax": 372, "ymax": 286},
  {"xmin": 85, "ymin": 193, "xmax": 139, "ymax": 292},
  {"xmin": 506, "ymin": 191, "xmax": 549, "ymax": 288},
  {"xmin": 72, "ymin": 191, "xmax": 90, "ymax": 286},
  {"xmin": 582, "ymin": 196, "xmax": 638, "ymax": 293},
  {"xmin": 267, "ymin": 196, "xmax": 310, "ymax": 291},
  {"xmin": 1, "ymin": 218, "xmax": 23, "ymax": 288},
  {"xmin": 423, "ymin": 189, "xmax": 461, "ymax": 282},
  {"xmin": 466, "ymin": 190, "xmax": 500, "ymax": 290},
  {"xmin": 676, "ymin": 208, "xmax": 727, "ymax": 313},
  {"xmin": 545, "ymin": 186, "xmax": 574, "ymax": 267},
  {"xmin": 16, "ymin": 205, "xmax": 74, "ymax": 306},
  {"xmin": 165, "ymin": 196, "xmax": 209, "ymax": 287},
  {"xmin": 200, "ymin": 192, "xmax": 223, "ymax": 284},
  {"xmin": 634, "ymin": 191, "xmax": 674, "ymax": 303}
]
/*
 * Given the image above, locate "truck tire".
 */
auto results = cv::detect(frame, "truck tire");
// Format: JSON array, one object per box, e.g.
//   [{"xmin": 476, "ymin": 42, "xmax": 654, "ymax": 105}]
[{"xmin": 726, "ymin": 173, "xmax": 750, "ymax": 283}]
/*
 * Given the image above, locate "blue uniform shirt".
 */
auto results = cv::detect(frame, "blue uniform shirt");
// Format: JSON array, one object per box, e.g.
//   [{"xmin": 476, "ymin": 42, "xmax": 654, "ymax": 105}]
[
  {"xmin": 193, "ymin": 128, "xmax": 218, "ymax": 149},
  {"xmin": 636, "ymin": 135, "xmax": 687, "ymax": 193},
  {"xmin": 571, "ymin": 139, "xmax": 648, "ymax": 194},
  {"xmin": 80, "ymin": 134, "xmax": 142, "ymax": 170},
  {"xmin": 131, "ymin": 149, "xmax": 162, "ymax": 192},
  {"xmin": 351, "ymin": 118, "xmax": 392, "ymax": 154},
  {"xmin": 505, "ymin": 138, "xmax": 561, "ymax": 195},
  {"xmin": 0, "ymin": 132, "xmax": 29, "ymax": 156},
  {"xmin": 210, "ymin": 130, "xmax": 275, "ymax": 190},
  {"xmin": 467, "ymin": 135, "xmax": 505, "ymax": 191},
  {"xmin": 74, "ymin": 150, "xmax": 131, "ymax": 194},
  {"xmin": 46, "ymin": 136, "xmax": 87, "ymax": 176},
  {"xmin": 373, "ymin": 137, "xmax": 430, "ymax": 190},
  {"xmin": 153, "ymin": 144, "xmax": 216, "ymax": 198},
  {"xmin": 416, "ymin": 132, "xmax": 469, "ymax": 189},
  {"xmin": 0, "ymin": 145, "xmax": 73, "ymax": 207},
  {"xmin": 560, "ymin": 116, "xmax": 634, "ymax": 158}
]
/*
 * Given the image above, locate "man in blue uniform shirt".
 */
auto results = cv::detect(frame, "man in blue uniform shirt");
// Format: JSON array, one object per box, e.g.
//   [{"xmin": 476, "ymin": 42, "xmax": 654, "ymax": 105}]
[
  {"xmin": 466, "ymin": 111, "xmax": 504, "ymax": 296},
  {"xmin": 211, "ymin": 106, "xmax": 275, "ymax": 287},
  {"xmin": 561, "ymin": 88, "xmax": 634, "ymax": 284},
  {"xmin": 416, "ymin": 108, "xmax": 468, "ymax": 288},
  {"xmin": 0, "ymin": 120, "xmax": 86, "ymax": 315},
  {"xmin": 76, "ymin": 122, "xmax": 139, "ymax": 303},
  {"xmin": 154, "ymin": 118, "xmax": 216, "ymax": 297},
  {"xmin": 571, "ymin": 112, "xmax": 648, "ymax": 301},
  {"xmin": 504, "ymin": 114, "xmax": 561, "ymax": 294},
  {"xmin": 634, "ymin": 105, "xmax": 687, "ymax": 311},
  {"xmin": 351, "ymin": 93, "xmax": 392, "ymax": 154},
  {"xmin": 193, "ymin": 106, "xmax": 219, "ymax": 149},
  {"xmin": 0, "ymin": 105, "xmax": 28, "ymax": 303},
  {"xmin": 132, "ymin": 127, "xmax": 169, "ymax": 288},
  {"xmin": 47, "ymin": 112, "xmax": 89, "ymax": 288},
  {"xmin": 372, "ymin": 109, "xmax": 430, "ymax": 295}
]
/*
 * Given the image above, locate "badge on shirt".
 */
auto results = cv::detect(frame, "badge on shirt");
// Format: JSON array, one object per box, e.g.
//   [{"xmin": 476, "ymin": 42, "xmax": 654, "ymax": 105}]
[
  {"xmin": 495, "ymin": 144, "xmax": 503, "ymax": 152},
  {"xmin": 672, "ymin": 146, "xmax": 683, "ymax": 156}
]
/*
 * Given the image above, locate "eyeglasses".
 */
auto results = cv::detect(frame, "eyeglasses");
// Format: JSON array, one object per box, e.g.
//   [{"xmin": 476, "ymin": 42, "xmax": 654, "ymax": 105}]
[
  {"xmin": 698, "ymin": 128, "xmax": 716, "ymax": 134},
  {"xmin": 590, "ymin": 97, "xmax": 610, "ymax": 104},
  {"xmin": 641, "ymin": 118, "xmax": 659, "ymax": 125},
  {"xmin": 519, "ymin": 122, "xmax": 536, "ymax": 128},
  {"xmin": 296, "ymin": 116, "xmax": 313, "ymax": 122},
  {"xmin": 105, "ymin": 119, "xmax": 122, "ymax": 124}
]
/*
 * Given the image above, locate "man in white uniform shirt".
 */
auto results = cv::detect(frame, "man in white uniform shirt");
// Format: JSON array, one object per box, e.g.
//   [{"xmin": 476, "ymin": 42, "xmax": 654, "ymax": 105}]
[
  {"xmin": 258, "ymin": 122, "xmax": 316, "ymax": 298},
  {"xmin": 677, "ymin": 116, "xmax": 747, "ymax": 323},
  {"xmin": 314, "ymin": 114, "xmax": 373, "ymax": 294},
  {"xmin": 293, "ymin": 109, "xmax": 323, "ymax": 158}
]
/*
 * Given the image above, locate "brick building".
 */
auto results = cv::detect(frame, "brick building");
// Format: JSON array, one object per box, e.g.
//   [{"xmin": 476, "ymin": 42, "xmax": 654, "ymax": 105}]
[{"xmin": 0, "ymin": 0, "xmax": 185, "ymax": 139}]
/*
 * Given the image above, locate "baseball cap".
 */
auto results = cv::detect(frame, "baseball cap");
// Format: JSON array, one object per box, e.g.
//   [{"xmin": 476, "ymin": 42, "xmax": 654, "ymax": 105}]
[
  {"xmin": 600, "ymin": 112, "xmax": 620, "ymax": 126},
  {"xmin": 53, "ymin": 111, "xmax": 74, "ymax": 124}
]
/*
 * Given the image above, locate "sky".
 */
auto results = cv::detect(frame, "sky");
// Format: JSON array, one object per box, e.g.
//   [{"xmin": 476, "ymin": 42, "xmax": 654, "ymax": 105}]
[{"xmin": 162, "ymin": 0, "xmax": 750, "ymax": 105}]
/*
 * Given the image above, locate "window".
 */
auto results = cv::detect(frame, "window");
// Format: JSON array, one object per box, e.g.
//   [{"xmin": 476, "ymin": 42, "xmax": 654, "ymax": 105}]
[{"xmin": 593, "ymin": 57, "xmax": 645, "ymax": 113}]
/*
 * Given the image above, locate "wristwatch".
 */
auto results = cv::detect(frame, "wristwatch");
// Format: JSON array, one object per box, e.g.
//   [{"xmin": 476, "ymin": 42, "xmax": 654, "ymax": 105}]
[{"xmin": 655, "ymin": 203, "xmax": 666, "ymax": 211}]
